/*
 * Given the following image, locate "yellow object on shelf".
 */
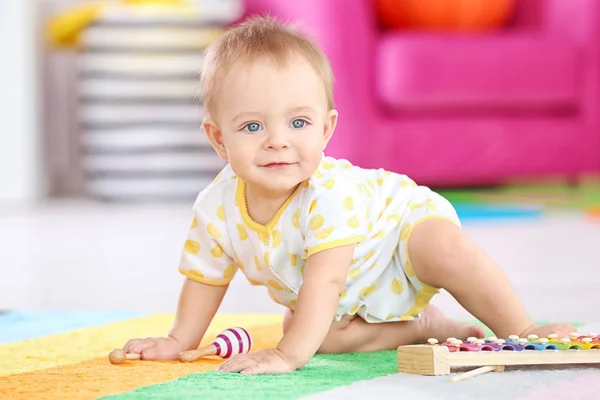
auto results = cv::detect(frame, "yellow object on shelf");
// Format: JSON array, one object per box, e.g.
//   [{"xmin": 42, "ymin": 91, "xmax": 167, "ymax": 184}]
[{"xmin": 46, "ymin": 0, "xmax": 195, "ymax": 49}]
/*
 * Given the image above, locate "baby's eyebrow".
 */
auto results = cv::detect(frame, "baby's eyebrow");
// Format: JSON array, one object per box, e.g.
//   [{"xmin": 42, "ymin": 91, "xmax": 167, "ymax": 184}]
[
  {"xmin": 232, "ymin": 111, "xmax": 262, "ymax": 123},
  {"xmin": 288, "ymin": 106, "xmax": 316, "ymax": 115}
]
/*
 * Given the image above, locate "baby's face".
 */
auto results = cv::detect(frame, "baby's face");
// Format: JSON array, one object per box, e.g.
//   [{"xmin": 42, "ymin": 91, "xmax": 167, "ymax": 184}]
[{"xmin": 205, "ymin": 55, "xmax": 337, "ymax": 196}]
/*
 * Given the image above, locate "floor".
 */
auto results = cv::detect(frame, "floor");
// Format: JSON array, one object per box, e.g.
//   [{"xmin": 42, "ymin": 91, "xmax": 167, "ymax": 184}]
[{"xmin": 1, "ymin": 199, "xmax": 599, "ymax": 324}]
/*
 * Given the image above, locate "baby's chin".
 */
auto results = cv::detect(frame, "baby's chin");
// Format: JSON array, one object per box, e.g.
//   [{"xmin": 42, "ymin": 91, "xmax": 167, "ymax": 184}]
[{"xmin": 253, "ymin": 175, "xmax": 308, "ymax": 194}]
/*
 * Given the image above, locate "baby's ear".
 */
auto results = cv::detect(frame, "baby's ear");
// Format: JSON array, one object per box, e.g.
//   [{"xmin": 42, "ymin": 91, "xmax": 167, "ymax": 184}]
[
  {"xmin": 323, "ymin": 108, "xmax": 339, "ymax": 145},
  {"xmin": 203, "ymin": 118, "xmax": 228, "ymax": 160}
]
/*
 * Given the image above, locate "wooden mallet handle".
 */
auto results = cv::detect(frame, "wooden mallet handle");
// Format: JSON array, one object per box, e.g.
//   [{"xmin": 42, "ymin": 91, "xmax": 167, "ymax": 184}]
[
  {"xmin": 179, "ymin": 343, "xmax": 218, "ymax": 362},
  {"xmin": 449, "ymin": 365, "xmax": 505, "ymax": 382}
]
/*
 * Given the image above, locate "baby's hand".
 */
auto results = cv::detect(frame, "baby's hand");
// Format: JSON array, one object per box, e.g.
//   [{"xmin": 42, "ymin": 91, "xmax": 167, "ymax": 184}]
[
  {"xmin": 123, "ymin": 336, "xmax": 183, "ymax": 360},
  {"xmin": 217, "ymin": 348, "xmax": 297, "ymax": 375}
]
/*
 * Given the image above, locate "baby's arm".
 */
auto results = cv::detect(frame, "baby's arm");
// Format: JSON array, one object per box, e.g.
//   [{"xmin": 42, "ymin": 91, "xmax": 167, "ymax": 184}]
[
  {"xmin": 277, "ymin": 244, "xmax": 355, "ymax": 368},
  {"xmin": 124, "ymin": 278, "xmax": 228, "ymax": 360},
  {"xmin": 169, "ymin": 278, "xmax": 229, "ymax": 349}
]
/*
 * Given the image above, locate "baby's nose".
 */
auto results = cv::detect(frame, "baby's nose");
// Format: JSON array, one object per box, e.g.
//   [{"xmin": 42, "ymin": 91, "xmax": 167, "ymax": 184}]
[{"xmin": 264, "ymin": 129, "xmax": 289, "ymax": 149}]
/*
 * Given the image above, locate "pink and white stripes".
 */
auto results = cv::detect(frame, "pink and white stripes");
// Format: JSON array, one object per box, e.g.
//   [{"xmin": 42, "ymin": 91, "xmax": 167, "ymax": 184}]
[{"xmin": 212, "ymin": 327, "xmax": 252, "ymax": 358}]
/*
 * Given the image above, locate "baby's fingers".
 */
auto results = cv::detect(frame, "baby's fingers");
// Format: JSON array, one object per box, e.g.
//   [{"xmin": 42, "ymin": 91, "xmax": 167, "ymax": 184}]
[
  {"xmin": 129, "ymin": 339, "xmax": 157, "ymax": 354},
  {"xmin": 123, "ymin": 339, "xmax": 143, "ymax": 353},
  {"xmin": 140, "ymin": 344, "xmax": 167, "ymax": 360},
  {"xmin": 218, "ymin": 354, "xmax": 254, "ymax": 373},
  {"xmin": 241, "ymin": 361, "xmax": 269, "ymax": 375}
]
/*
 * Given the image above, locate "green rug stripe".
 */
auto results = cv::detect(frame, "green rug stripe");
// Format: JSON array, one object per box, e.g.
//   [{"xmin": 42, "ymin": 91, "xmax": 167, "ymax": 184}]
[
  {"xmin": 439, "ymin": 183, "xmax": 600, "ymax": 208},
  {"xmin": 101, "ymin": 351, "xmax": 398, "ymax": 400},
  {"xmin": 101, "ymin": 321, "xmax": 585, "ymax": 400}
]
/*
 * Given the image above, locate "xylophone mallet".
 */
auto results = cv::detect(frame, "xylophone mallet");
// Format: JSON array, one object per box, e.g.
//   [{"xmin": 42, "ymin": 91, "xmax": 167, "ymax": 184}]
[
  {"xmin": 108, "ymin": 349, "xmax": 141, "ymax": 365},
  {"xmin": 179, "ymin": 327, "xmax": 252, "ymax": 362}
]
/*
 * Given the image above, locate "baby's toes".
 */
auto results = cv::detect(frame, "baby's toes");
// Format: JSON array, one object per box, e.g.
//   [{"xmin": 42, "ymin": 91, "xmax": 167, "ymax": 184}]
[{"xmin": 546, "ymin": 323, "xmax": 578, "ymax": 338}]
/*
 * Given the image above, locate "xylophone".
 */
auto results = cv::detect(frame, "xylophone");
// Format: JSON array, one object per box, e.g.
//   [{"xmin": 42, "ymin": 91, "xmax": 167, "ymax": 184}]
[
  {"xmin": 108, "ymin": 327, "xmax": 251, "ymax": 365},
  {"xmin": 397, "ymin": 332, "xmax": 600, "ymax": 382}
]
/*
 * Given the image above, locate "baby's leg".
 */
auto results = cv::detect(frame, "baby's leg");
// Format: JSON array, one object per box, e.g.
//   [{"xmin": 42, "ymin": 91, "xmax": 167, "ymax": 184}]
[
  {"xmin": 283, "ymin": 305, "xmax": 484, "ymax": 354},
  {"xmin": 407, "ymin": 218, "xmax": 576, "ymax": 339}
]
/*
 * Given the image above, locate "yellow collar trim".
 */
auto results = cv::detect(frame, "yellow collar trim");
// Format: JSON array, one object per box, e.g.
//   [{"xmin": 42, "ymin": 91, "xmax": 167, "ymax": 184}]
[{"xmin": 235, "ymin": 179, "xmax": 302, "ymax": 234}]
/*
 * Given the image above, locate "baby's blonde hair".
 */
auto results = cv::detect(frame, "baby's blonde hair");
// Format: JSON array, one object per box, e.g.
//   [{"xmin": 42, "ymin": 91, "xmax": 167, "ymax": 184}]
[{"xmin": 199, "ymin": 15, "xmax": 335, "ymax": 116}]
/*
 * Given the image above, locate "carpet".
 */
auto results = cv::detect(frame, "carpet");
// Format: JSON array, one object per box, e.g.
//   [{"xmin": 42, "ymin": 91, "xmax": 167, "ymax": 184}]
[
  {"xmin": 0, "ymin": 313, "xmax": 598, "ymax": 400},
  {"xmin": 438, "ymin": 178, "xmax": 600, "ymax": 222}
]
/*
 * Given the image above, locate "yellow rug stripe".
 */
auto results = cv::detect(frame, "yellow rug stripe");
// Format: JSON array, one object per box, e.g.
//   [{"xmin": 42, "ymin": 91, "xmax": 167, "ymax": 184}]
[
  {"xmin": 0, "ymin": 313, "xmax": 283, "ymax": 377},
  {"xmin": 0, "ymin": 322, "xmax": 284, "ymax": 400}
]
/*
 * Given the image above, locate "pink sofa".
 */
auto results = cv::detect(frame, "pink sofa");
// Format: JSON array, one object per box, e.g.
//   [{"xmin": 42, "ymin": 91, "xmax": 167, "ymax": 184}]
[{"xmin": 242, "ymin": 0, "xmax": 600, "ymax": 186}]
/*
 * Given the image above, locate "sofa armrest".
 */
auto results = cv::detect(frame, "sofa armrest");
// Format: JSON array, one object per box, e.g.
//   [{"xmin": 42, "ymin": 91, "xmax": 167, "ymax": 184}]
[
  {"xmin": 543, "ymin": 0, "xmax": 600, "ymax": 171},
  {"xmin": 542, "ymin": 0, "xmax": 600, "ymax": 43}
]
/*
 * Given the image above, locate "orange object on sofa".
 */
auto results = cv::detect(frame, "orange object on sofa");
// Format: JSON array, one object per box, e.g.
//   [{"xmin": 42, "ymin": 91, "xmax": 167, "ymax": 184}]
[{"xmin": 373, "ymin": 0, "xmax": 516, "ymax": 31}]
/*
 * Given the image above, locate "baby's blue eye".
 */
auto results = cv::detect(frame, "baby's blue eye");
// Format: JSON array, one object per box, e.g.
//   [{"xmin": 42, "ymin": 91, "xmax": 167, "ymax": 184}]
[
  {"xmin": 244, "ymin": 123, "xmax": 262, "ymax": 132},
  {"xmin": 290, "ymin": 119, "xmax": 306, "ymax": 129}
]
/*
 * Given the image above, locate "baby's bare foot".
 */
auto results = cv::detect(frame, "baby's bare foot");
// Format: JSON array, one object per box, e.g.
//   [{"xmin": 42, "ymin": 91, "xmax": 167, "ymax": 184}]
[
  {"xmin": 520, "ymin": 323, "xmax": 579, "ymax": 340},
  {"xmin": 418, "ymin": 305, "xmax": 486, "ymax": 343}
]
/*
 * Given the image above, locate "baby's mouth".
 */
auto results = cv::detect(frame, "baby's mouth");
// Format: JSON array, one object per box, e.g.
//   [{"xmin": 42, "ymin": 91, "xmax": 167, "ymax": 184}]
[{"xmin": 261, "ymin": 162, "xmax": 296, "ymax": 168}]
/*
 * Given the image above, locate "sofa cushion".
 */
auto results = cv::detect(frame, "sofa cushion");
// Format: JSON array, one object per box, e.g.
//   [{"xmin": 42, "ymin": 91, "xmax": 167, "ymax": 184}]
[{"xmin": 376, "ymin": 34, "xmax": 580, "ymax": 113}]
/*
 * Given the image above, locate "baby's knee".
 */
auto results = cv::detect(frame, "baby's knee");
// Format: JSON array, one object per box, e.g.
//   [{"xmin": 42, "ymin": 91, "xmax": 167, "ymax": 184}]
[
  {"xmin": 316, "ymin": 315, "xmax": 359, "ymax": 354},
  {"xmin": 408, "ymin": 221, "xmax": 476, "ymax": 285}
]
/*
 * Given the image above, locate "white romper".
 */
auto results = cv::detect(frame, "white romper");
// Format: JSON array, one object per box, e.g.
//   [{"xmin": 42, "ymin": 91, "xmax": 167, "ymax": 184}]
[{"xmin": 178, "ymin": 155, "xmax": 461, "ymax": 323}]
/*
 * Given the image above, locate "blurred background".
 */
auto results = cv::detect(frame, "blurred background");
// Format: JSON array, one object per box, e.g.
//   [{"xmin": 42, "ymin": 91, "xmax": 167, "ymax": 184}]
[{"xmin": 1, "ymin": 0, "xmax": 599, "ymax": 322}]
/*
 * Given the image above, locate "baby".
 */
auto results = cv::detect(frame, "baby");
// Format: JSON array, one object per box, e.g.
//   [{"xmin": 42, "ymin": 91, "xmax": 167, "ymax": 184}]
[{"xmin": 122, "ymin": 16, "xmax": 576, "ymax": 374}]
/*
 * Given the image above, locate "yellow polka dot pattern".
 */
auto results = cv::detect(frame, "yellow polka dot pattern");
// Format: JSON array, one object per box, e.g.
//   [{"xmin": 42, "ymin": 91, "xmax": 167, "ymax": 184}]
[
  {"xmin": 207, "ymin": 223, "xmax": 221, "ymax": 239},
  {"xmin": 211, "ymin": 245, "xmax": 224, "ymax": 258},
  {"xmin": 272, "ymin": 230, "xmax": 282, "ymax": 248},
  {"xmin": 237, "ymin": 224, "xmax": 248, "ymax": 241},
  {"xmin": 348, "ymin": 268, "xmax": 361, "ymax": 280},
  {"xmin": 344, "ymin": 196, "xmax": 354, "ymax": 210},
  {"xmin": 179, "ymin": 156, "xmax": 460, "ymax": 325},
  {"xmin": 359, "ymin": 284, "xmax": 376, "ymax": 298},
  {"xmin": 254, "ymin": 256, "xmax": 262, "ymax": 271},
  {"xmin": 217, "ymin": 205, "xmax": 225, "ymax": 221},
  {"xmin": 347, "ymin": 216, "xmax": 359, "ymax": 229},
  {"xmin": 186, "ymin": 269, "xmax": 204, "ymax": 281},
  {"xmin": 223, "ymin": 264, "xmax": 235, "ymax": 279},
  {"xmin": 322, "ymin": 179, "xmax": 335, "ymax": 190},
  {"xmin": 391, "ymin": 278, "xmax": 403, "ymax": 295},
  {"xmin": 310, "ymin": 215, "xmax": 324, "ymax": 230},
  {"xmin": 373, "ymin": 230, "xmax": 385, "ymax": 239},
  {"xmin": 268, "ymin": 280, "xmax": 283, "ymax": 291},
  {"xmin": 315, "ymin": 226, "xmax": 334, "ymax": 240},
  {"xmin": 321, "ymin": 159, "xmax": 335, "ymax": 169},
  {"xmin": 184, "ymin": 240, "xmax": 200, "ymax": 254},
  {"xmin": 258, "ymin": 232, "xmax": 270, "ymax": 246}
]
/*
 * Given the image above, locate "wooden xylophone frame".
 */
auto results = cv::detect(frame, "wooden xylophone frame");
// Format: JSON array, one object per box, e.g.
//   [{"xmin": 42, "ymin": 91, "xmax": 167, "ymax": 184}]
[{"xmin": 397, "ymin": 344, "xmax": 600, "ymax": 381}]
